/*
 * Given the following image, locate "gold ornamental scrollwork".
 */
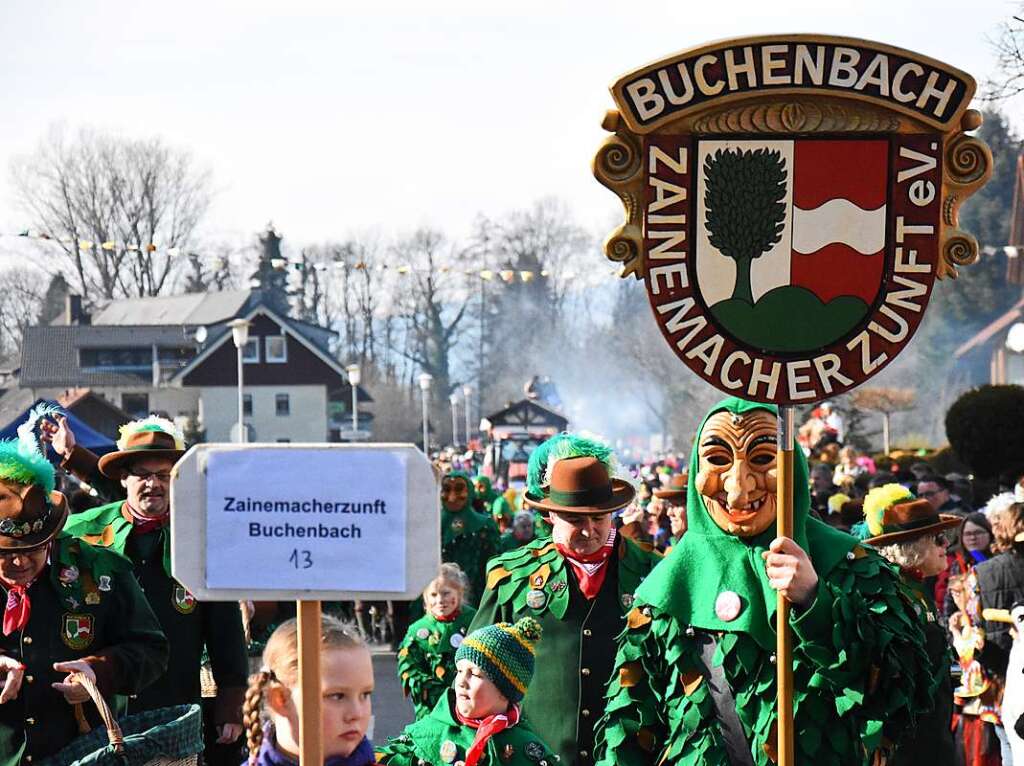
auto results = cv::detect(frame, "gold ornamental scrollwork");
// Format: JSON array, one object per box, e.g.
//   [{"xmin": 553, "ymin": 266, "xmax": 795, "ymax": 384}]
[
  {"xmin": 592, "ymin": 111, "xmax": 645, "ymax": 279},
  {"xmin": 690, "ymin": 99, "xmax": 901, "ymax": 134},
  {"xmin": 939, "ymin": 110, "xmax": 993, "ymax": 279}
]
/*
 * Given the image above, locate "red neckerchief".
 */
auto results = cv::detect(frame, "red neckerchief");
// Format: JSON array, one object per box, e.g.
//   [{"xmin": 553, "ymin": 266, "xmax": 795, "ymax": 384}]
[
  {"xmin": 434, "ymin": 607, "xmax": 462, "ymax": 623},
  {"xmin": 122, "ymin": 504, "xmax": 169, "ymax": 536},
  {"xmin": 556, "ymin": 529, "xmax": 617, "ymax": 600},
  {"xmin": 1, "ymin": 545, "xmax": 48, "ymax": 636},
  {"xmin": 455, "ymin": 704, "xmax": 521, "ymax": 766}
]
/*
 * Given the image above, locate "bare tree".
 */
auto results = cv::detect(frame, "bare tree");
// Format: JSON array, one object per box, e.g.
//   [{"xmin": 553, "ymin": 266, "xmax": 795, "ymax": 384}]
[
  {"xmin": 10, "ymin": 125, "xmax": 212, "ymax": 301},
  {"xmin": 392, "ymin": 229, "xmax": 475, "ymax": 402},
  {"xmin": 985, "ymin": 7, "xmax": 1024, "ymax": 100},
  {"xmin": 850, "ymin": 387, "xmax": 917, "ymax": 455},
  {"xmin": 0, "ymin": 268, "xmax": 46, "ymax": 356}
]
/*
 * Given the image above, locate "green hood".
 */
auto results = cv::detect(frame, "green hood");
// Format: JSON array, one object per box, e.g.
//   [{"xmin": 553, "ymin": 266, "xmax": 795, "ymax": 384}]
[
  {"xmin": 635, "ymin": 396, "xmax": 857, "ymax": 650},
  {"xmin": 442, "ymin": 470, "xmax": 476, "ymax": 512},
  {"xmin": 473, "ymin": 475, "xmax": 499, "ymax": 504}
]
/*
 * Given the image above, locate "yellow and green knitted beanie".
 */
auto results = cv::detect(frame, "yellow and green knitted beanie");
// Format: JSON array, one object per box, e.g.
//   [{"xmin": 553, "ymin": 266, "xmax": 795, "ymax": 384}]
[{"xmin": 455, "ymin": 616, "xmax": 542, "ymax": 703}]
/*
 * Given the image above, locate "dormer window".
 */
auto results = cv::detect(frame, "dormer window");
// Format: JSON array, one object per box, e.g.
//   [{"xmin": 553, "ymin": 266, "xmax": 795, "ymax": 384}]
[{"xmin": 265, "ymin": 335, "xmax": 287, "ymax": 363}]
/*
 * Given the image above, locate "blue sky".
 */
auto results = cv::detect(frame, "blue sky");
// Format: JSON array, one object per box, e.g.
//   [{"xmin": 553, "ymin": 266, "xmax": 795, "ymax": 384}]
[{"xmin": 0, "ymin": 0, "xmax": 1015, "ymax": 254}]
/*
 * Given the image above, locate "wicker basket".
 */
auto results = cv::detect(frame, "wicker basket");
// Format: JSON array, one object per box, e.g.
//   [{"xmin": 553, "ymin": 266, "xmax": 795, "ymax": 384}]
[{"xmin": 38, "ymin": 672, "xmax": 203, "ymax": 766}]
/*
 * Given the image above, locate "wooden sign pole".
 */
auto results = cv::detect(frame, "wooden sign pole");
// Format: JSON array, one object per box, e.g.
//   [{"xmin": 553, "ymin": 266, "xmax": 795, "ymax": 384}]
[
  {"xmin": 776, "ymin": 404, "xmax": 795, "ymax": 766},
  {"xmin": 297, "ymin": 599, "xmax": 324, "ymax": 765}
]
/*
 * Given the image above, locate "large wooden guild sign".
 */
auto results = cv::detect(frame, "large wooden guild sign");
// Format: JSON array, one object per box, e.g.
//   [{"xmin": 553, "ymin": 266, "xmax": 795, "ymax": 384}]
[{"xmin": 594, "ymin": 36, "xmax": 992, "ymax": 404}]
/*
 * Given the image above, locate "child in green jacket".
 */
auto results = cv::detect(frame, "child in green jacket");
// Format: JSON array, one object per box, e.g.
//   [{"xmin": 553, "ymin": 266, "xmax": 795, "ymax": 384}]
[
  {"xmin": 397, "ymin": 563, "xmax": 476, "ymax": 719},
  {"xmin": 378, "ymin": 617, "xmax": 558, "ymax": 766}
]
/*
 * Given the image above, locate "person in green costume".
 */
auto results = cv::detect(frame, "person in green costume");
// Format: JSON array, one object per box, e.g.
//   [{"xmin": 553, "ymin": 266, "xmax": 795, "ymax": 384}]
[
  {"xmin": 441, "ymin": 470, "xmax": 500, "ymax": 606},
  {"xmin": 470, "ymin": 433, "xmax": 662, "ymax": 766},
  {"xmin": 474, "ymin": 475, "xmax": 514, "ymax": 533},
  {"xmin": 595, "ymin": 397, "xmax": 940, "ymax": 766},
  {"xmin": 378, "ymin": 617, "xmax": 558, "ymax": 766},
  {"xmin": 0, "ymin": 405, "xmax": 168, "ymax": 766},
  {"xmin": 860, "ymin": 483, "xmax": 960, "ymax": 765},
  {"xmin": 55, "ymin": 415, "xmax": 249, "ymax": 760},
  {"xmin": 397, "ymin": 563, "xmax": 477, "ymax": 719}
]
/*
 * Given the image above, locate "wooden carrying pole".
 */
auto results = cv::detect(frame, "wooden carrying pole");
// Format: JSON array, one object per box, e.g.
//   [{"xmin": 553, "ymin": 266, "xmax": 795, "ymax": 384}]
[
  {"xmin": 776, "ymin": 405, "xmax": 795, "ymax": 766},
  {"xmin": 297, "ymin": 600, "xmax": 324, "ymax": 765}
]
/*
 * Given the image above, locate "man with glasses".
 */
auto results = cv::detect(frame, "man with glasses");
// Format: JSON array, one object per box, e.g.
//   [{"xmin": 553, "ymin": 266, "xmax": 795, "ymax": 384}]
[
  {"xmin": 50, "ymin": 415, "xmax": 248, "ymax": 763},
  {"xmin": 918, "ymin": 476, "xmax": 970, "ymax": 518},
  {"xmin": 0, "ymin": 412, "xmax": 167, "ymax": 765}
]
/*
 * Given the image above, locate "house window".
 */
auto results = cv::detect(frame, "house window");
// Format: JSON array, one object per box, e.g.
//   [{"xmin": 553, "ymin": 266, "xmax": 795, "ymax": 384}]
[
  {"xmin": 275, "ymin": 393, "xmax": 290, "ymax": 416},
  {"xmin": 243, "ymin": 394, "xmax": 253, "ymax": 416},
  {"xmin": 80, "ymin": 347, "xmax": 152, "ymax": 372},
  {"xmin": 265, "ymin": 335, "xmax": 287, "ymax": 363},
  {"xmin": 121, "ymin": 393, "xmax": 150, "ymax": 419},
  {"xmin": 276, "ymin": 438, "xmax": 291, "ymax": 443},
  {"xmin": 242, "ymin": 338, "xmax": 259, "ymax": 363}
]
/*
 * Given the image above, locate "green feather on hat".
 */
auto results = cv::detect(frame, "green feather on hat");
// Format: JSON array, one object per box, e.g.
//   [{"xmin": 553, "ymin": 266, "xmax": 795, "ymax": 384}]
[
  {"xmin": 526, "ymin": 432, "xmax": 614, "ymax": 499},
  {"xmin": 0, "ymin": 403, "xmax": 60, "ymax": 493}
]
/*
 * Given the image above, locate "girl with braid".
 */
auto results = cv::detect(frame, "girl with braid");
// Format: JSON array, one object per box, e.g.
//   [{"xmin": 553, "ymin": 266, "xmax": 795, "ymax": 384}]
[{"xmin": 241, "ymin": 614, "xmax": 377, "ymax": 766}]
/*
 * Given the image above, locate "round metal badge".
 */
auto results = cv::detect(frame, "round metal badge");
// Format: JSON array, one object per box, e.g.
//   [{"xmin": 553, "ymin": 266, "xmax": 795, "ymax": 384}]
[
  {"xmin": 450, "ymin": 632, "xmax": 464, "ymax": 649},
  {"xmin": 526, "ymin": 589, "xmax": 547, "ymax": 609},
  {"xmin": 440, "ymin": 739, "xmax": 458, "ymax": 764},
  {"xmin": 416, "ymin": 628, "xmax": 431, "ymax": 640},
  {"xmin": 715, "ymin": 591, "xmax": 742, "ymax": 622}
]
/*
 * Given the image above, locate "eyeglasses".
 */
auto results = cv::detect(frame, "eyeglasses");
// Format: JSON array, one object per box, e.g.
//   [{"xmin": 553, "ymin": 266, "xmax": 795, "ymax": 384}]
[
  {"xmin": 127, "ymin": 470, "xmax": 171, "ymax": 483},
  {"xmin": 961, "ymin": 530, "xmax": 989, "ymax": 539},
  {"xmin": 919, "ymin": 490, "xmax": 941, "ymax": 498}
]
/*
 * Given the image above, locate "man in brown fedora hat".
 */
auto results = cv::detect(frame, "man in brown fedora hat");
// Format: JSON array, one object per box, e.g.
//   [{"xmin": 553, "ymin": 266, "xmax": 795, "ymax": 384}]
[
  {"xmin": 48, "ymin": 415, "xmax": 249, "ymax": 762},
  {"xmin": 860, "ymin": 483, "xmax": 959, "ymax": 765},
  {"xmin": 0, "ymin": 407, "xmax": 168, "ymax": 766},
  {"xmin": 469, "ymin": 433, "xmax": 661, "ymax": 766},
  {"xmin": 653, "ymin": 471, "xmax": 688, "ymax": 552}
]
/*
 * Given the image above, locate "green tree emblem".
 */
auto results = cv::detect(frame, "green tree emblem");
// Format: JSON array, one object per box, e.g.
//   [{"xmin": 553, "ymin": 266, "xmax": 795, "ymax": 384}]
[{"xmin": 703, "ymin": 148, "xmax": 788, "ymax": 305}]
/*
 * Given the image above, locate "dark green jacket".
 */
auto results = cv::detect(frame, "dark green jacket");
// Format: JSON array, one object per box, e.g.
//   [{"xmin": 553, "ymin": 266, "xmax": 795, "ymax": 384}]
[
  {"xmin": 397, "ymin": 606, "xmax": 477, "ymax": 719},
  {"xmin": 0, "ymin": 534, "xmax": 168, "ymax": 766},
  {"xmin": 442, "ymin": 508, "xmax": 500, "ymax": 607},
  {"xmin": 470, "ymin": 534, "xmax": 661, "ymax": 766},
  {"xmin": 62, "ymin": 501, "xmax": 249, "ymax": 724},
  {"xmin": 376, "ymin": 689, "xmax": 558, "ymax": 766}
]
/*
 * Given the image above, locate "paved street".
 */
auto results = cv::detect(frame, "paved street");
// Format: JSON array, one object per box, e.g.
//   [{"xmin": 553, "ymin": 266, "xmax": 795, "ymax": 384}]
[{"xmin": 370, "ymin": 649, "xmax": 416, "ymax": 743}]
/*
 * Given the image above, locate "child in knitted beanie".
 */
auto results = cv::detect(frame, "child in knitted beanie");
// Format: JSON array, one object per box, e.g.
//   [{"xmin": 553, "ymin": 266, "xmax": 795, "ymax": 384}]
[
  {"xmin": 241, "ymin": 614, "xmax": 376, "ymax": 766},
  {"xmin": 398, "ymin": 563, "xmax": 477, "ymax": 719},
  {"xmin": 377, "ymin": 617, "xmax": 558, "ymax": 766}
]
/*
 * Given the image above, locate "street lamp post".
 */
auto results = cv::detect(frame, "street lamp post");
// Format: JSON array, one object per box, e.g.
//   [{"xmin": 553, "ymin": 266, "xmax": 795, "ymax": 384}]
[
  {"xmin": 228, "ymin": 319, "xmax": 252, "ymax": 443},
  {"xmin": 346, "ymin": 364, "xmax": 361, "ymax": 436},
  {"xmin": 449, "ymin": 392, "xmax": 460, "ymax": 447},
  {"xmin": 418, "ymin": 373, "xmax": 433, "ymax": 454},
  {"xmin": 462, "ymin": 384, "xmax": 473, "ymax": 446}
]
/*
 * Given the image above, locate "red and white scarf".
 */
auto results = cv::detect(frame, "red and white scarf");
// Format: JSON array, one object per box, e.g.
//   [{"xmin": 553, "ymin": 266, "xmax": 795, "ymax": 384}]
[
  {"xmin": 455, "ymin": 704, "xmax": 521, "ymax": 766},
  {"xmin": 1, "ymin": 544, "xmax": 49, "ymax": 636},
  {"xmin": 122, "ymin": 504, "xmax": 169, "ymax": 536},
  {"xmin": 556, "ymin": 528, "xmax": 617, "ymax": 600}
]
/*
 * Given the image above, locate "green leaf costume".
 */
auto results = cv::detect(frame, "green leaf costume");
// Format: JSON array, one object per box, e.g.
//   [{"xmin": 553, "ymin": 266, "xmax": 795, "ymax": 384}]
[
  {"xmin": 397, "ymin": 606, "xmax": 477, "ymax": 719},
  {"xmin": 594, "ymin": 397, "xmax": 938, "ymax": 766},
  {"xmin": 376, "ymin": 690, "xmax": 558, "ymax": 766},
  {"xmin": 442, "ymin": 471, "xmax": 501, "ymax": 606}
]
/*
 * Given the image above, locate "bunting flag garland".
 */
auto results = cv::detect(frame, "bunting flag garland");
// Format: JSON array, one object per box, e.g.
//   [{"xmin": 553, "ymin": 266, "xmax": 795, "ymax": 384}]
[{"xmin": 0, "ymin": 230, "xmax": 622, "ymax": 279}]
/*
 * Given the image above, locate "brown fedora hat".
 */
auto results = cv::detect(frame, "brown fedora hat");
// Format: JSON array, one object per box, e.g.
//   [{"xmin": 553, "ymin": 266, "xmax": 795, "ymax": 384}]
[
  {"xmin": 527, "ymin": 456, "xmax": 636, "ymax": 515},
  {"xmin": 653, "ymin": 472, "xmax": 688, "ymax": 501},
  {"xmin": 863, "ymin": 497, "xmax": 962, "ymax": 547},
  {"xmin": 98, "ymin": 428, "xmax": 185, "ymax": 478},
  {"xmin": 0, "ymin": 481, "xmax": 69, "ymax": 551}
]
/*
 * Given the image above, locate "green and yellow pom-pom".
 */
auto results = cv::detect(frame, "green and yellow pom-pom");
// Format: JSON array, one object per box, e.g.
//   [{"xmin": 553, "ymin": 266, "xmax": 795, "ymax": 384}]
[
  {"xmin": 117, "ymin": 415, "xmax": 184, "ymax": 451},
  {"xmin": 526, "ymin": 432, "xmax": 614, "ymax": 497},
  {"xmin": 863, "ymin": 483, "xmax": 913, "ymax": 536},
  {"xmin": 513, "ymin": 616, "xmax": 542, "ymax": 645}
]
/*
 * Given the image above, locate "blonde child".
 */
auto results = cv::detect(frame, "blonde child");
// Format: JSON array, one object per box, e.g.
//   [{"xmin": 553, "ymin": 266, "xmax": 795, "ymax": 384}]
[
  {"xmin": 242, "ymin": 614, "xmax": 376, "ymax": 766},
  {"xmin": 397, "ymin": 563, "xmax": 476, "ymax": 719},
  {"xmin": 377, "ymin": 617, "xmax": 557, "ymax": 766}
]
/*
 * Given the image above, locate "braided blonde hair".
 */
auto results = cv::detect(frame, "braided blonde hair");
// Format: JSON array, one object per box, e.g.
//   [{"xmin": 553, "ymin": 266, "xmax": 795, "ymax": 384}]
[{"xmin": 243, "ymin": 614, "xmax": 366, "ymax": 765}]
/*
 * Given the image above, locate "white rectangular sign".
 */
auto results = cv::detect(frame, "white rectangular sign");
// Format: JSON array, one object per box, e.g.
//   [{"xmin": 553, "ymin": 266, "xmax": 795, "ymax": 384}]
[
  {"xmin": 170, "ymin": 443, "xmax": 439, "ymax": 601},
  {"xmin": 205, "ymin": 449, "xmax": 406, "ymax": 591}
]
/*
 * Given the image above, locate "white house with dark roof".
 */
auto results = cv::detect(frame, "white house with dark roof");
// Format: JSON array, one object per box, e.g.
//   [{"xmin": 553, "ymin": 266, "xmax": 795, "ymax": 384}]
[{"xmin": 18, "ymin": 289, "xmax": 371, "ymax": 443}]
